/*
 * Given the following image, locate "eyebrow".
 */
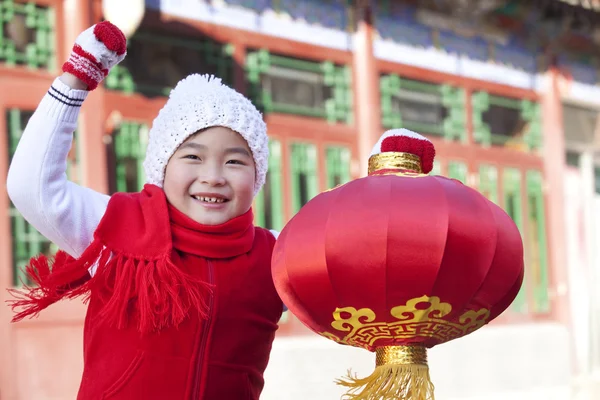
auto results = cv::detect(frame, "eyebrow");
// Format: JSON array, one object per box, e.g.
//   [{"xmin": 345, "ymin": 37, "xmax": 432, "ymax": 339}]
[
  {"xmin": 178, "ymin": 142, "xmax": 251, "ymax": 157},
  {"xmin": 225, "ymin": 147, "xmax": 252, "ymax": 157}
]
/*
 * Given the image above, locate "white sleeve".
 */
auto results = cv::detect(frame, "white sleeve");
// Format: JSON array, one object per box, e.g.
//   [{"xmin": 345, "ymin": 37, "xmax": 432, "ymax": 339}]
[{"xmin": 6, "ymin": 78, "xmax": 110, "ymax": 258}]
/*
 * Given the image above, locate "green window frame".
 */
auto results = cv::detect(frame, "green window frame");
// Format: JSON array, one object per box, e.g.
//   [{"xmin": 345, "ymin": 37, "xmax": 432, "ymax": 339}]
[
  {"xmin": 503, "ymin": 167, "xmax": 526, "ymax": 313},
  {"xmin": 7, "ymin": 109, "xmax": 58, "ymax": 285},
  {"xmin": 447, "ymin": 161, "xmax": 467, "ymax": 183},
  {"xmin": 472, "ymin": 92, "xmax": 542, "ymax": 151},
  {"xmin": 326, "ymin": 146, "xmax": 351, "ymax": 189},
  {"xmin": 0, "ymin": 0, "xmax": 55, "ymax": 70},
  {"xmin": 526, "ymin": 170, "xmax": 550, "ymax": 313},
  {"xmin": 478, "ymin": 164, "xmax": 498, "ymax": 204},
  {"xmin": 290, "ymin": 142, "xmax": 319, "ymax": 213},
  {"xmin": 255, "ymin": 140, "xmax": 285, "ymax": 231},
  {"xmin": 430, "ymin": 160, "xmax": 442, "ymax": 176},
  {"xmin": 246, "ymin": 49, "xmax": 353, "ymax": 124},
  {"xmin": 106, "ymin": 32, "xmax": 234, "ymax": 96},
  {"xmin": 109, "ymin": 121, "xmax": 148, "ymax": 193},
  {"xmin": 380, "ymin": 74, "xmax": 466, "ymax": 141}
]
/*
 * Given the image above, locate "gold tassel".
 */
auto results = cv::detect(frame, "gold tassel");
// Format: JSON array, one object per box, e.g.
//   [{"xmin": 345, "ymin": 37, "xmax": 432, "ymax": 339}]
[{"xmin": 336, "ymin": 345, "xmax": 435, "ymax": 400}]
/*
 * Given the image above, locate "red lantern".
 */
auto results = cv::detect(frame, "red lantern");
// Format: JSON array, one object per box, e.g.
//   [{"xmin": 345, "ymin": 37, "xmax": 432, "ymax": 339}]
[{"xmin": 272, "ymin": 129, "xmax": 524, "ymax": 400}]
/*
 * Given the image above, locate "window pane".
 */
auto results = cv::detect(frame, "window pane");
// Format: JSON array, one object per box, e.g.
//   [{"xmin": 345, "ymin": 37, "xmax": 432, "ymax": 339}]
[
  {"xmin": 430, "ymin": 160, "xmax": 442, "ymax": 176},
  {"xmin": 503, "ymin": 168, "xmax": 527, "ymax": 313},
  {"xmin": 483, "ymin": 105, "xmax": 525, "ymax": 142},
  {"xmin": 255, "ymin": 140, "xmax": 284, "ymax": 230},
  {"xmin": 472, "ymin": 93, "xmax": 542, "ymax": 151},
  {"xmin": 447, "ymin": 161, "xmax": 467, "ymax": 184},
  {"xmin": 108, "ymin": 122, "xmax": 148, "ymax": 194},
  {"xmin": 246, "ymin": 50, "xmax": 352, "ymax": 123},
  {"xmin": 326, "ymin": 146, "xmax": 351, "ymax": 189},
  {"xmin": 527, "ymin": 170, "xmax": 550, "ymax": 313},
  {"xmin": 381, "ymin": 75, "xmax": 465, "ymax": 141},
  {"xmin": 262, "ymin": 66, "xmax": 332, "ymax": 111},
  {"xmin": 291, "ymin": 143, "xmax": 318, "ymax": 213},
  {"xmin": 391, "ymin": 85, "xmax": 448, "ymax": 135},
  {"xmin": 0, "ymin": 2, "xmax": 55, "ymax": 69},
  {"xmin": 106, "ymin": 31, "xmax": 234, "ymax": 96},
  {"xmin": 478, "ymin": 164, "xmax": 498, "ymax": 204}
]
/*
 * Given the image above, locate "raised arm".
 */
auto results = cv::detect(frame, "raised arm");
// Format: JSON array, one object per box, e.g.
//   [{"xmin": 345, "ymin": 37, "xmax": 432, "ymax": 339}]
[{"xmin": 6, "ymin": 22, "xmax": 127, "ymax": 258}]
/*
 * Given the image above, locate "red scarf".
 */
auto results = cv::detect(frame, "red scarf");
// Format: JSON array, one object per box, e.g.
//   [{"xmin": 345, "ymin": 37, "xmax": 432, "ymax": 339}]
[{"xmin": 9, "ymin": 185, "xmax": 255, "ymax": 333}]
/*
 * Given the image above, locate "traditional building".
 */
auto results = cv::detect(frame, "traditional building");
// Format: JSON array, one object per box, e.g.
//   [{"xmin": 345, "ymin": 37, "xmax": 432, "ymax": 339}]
[{"xmin": 1, "ymin": 0, "xmax": 599, "ymax": 399}]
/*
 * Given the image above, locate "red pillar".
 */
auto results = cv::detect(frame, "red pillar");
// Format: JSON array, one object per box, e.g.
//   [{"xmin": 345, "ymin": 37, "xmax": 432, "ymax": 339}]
[
  {"xmin": 353, "ymin": 0, "xmax": 381, "ymax": 177},
  {"xmin": 0, "ymin": 99, "xmax": 15, "ymax": 399},
  {"xmin": 542, "ymin": 68, "xmax": 570, "ymax": 326}
]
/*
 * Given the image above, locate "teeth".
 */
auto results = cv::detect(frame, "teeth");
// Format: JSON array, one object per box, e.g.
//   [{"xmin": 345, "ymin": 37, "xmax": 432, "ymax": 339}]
[{"xmin": 193, "ymin": 196, "xmax": 225, "ymax": 203}]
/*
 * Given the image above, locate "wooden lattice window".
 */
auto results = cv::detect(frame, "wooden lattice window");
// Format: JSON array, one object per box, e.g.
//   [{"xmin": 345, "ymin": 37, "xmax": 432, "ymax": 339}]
[
  {"xmin": 430, "ymin": 160, "xmax": 442, "ymax": 176},
  {"xmin": 503, "ymin": 167, "xmax": 527, "ymax": 313},
  {"xmin": 6, "ymin": 108, "xmax": 81, "ymax": 285},
  {"xmin": 107, "ymin": 121, "xmax": 148, "ymax": 194},
  {"xmin": 290, "ymin": 142, "xmax": 318, "ymax": 213},
  {"xmin": 478, "ymin": 164, "xmax": 498, "ymax": 204},
  {"xmin": 472, "ymin": 92, "xmax": 542, "ymax": 151},
  {"xmin": 0, "ymin": 0, "xmax": 55, "ymax": 70},
  {"xmin": 105, "ymin": 31, "xmax": 234, "ymax": 96},
  {"xmin": 326, "ymin": 146, "xmax": 351, "ymax": 189},
  {"xmin": 380, "ymin": 75, "xmax": 465, "ymax": 141},
  {"xmin": 447, "ymin": 161, "xmax": 467, "ymax": 184},
  {"xmin": 246, "ymin": 49, "xmax": 352, "ymax": 123},
  {"xmin": 255, "ymin": 140, "xmax": 285, "ymax": 231},
  {"xmin": 526, "ymin": 170, "xmax": 549, "ymax": 313}
]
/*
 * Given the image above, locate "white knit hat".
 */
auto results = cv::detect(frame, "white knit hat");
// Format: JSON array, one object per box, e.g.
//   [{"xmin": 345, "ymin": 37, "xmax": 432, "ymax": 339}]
[{"xmin": 143, "ymin": 74, "xmax": 268, "ymax": 195}]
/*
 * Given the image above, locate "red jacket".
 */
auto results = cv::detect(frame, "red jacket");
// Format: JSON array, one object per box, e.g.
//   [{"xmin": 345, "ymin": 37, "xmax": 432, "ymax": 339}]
[{"xmin": 76, "ymin": 227, "xmax": 282, "ymax": 400}]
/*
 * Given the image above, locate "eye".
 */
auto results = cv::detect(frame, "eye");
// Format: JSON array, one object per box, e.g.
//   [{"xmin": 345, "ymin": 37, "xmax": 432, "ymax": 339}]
[
  {"xmin": 183, "ymin": 154, "xmax": 201, "ymax": 161},
  {"xmin": 226, "ymin": 159, "xmax": 246, "ymax": 165}
]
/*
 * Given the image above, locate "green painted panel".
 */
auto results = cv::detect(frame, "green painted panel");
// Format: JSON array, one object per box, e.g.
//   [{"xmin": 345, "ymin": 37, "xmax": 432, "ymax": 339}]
[
  {"xmin": 380, "ymin": 74, "xmax": 466, "ymax": 142},
  {"xmin": 246, "ymin": 49, "xmax": 353, "ymax": 124},
  {"xmin": 447, "ymin": 161, "xmax": 467, "ymax": 184},
  {"xmin": 527, "ymin": 170, "xmax": 549, "ymax": 313},
  {"xmin": 255, "ymin": 140, "xmax": 284, "ymax": 230},
  {"xmin": 326, "ymin": 146, "xmax": 351, "ymax": 189},
  {"xmin": 503, "ymin": 167, "xmax": 527, "ymax": 313},
  {"xmin": 112, "ymin": 121, "xmax": 148, "ymax": 193},
  {"xmin": 0, "ymin": 0, "xmax": 55, "ymax": 70},
  {"xmin": 290, "ymin": 142, "xmax": 318, "ymax": 213},
  {"xmin": 478, "ymin": 164, "xmax": 498, "ymax": 204}
]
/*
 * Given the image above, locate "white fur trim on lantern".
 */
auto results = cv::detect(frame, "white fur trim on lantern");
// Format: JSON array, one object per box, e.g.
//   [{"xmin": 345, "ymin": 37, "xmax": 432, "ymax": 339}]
[
  {"xmin": 369, "ymin": 128, "xmax": 432, "ymax": 157},
  {"xmin": 74, "ymin": 25, "xmax": 126, "ymax": 69},
  {"xmin": 143, "ymin": 74, "xmax": 268, "ymax": 195}
]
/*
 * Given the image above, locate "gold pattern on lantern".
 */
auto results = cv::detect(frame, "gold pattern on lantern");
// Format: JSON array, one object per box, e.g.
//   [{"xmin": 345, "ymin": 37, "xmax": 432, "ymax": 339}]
[
  {"xmin": 319, "ymin": 295, "xmax": 490, "ymax": 350},
  {"xmin": 368, "ymin": 152, "xmax": 423, "ymax": 174},
  {"xmin": 376, "ymin": 345, "xmax": 428, "ymax": 366}
]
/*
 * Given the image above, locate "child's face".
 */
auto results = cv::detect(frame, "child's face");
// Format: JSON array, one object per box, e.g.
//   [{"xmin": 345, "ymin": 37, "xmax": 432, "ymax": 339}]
[{"xmin": 163, "ymin": 126, "xmax": 256, "ymax": 225}]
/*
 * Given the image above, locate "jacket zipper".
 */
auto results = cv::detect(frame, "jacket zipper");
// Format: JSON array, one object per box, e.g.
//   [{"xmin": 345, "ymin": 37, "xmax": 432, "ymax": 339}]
[{"xmin": 191, "ymin": 259, "xmax": 215, "ymax": 399}]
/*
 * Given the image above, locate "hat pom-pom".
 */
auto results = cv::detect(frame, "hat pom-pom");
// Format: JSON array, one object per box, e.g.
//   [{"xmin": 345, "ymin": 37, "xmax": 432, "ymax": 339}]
[{"xmin": 381, "ymin": 135, "xmax": 435, "ymax": 174}]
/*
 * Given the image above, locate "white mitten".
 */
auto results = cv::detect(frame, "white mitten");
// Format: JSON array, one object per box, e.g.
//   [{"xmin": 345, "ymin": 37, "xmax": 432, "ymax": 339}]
[{"xmin": 62, "ymin": 21, "xmax": 127, "ymax": 90}]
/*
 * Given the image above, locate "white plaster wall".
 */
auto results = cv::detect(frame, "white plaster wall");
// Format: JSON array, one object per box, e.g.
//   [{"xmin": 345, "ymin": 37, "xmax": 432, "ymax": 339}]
[{"xmin": 262, "ymin": 323, "xmax": 571, "ymax": 400}]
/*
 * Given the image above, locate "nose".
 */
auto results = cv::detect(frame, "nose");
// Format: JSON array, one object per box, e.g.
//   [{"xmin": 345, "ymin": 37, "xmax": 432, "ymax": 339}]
[{"xmin": 200, "ymin": 163, "xmax": 226, "ymax": 186}]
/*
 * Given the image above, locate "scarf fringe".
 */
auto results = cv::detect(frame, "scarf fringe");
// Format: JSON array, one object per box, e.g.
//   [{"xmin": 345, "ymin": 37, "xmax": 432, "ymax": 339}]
[
  {"xmin": 8, "ymin": 239, "xmax": 213, "ymax": 333},
  {"xmin": 336, "ymin": 364, "xmax": 435, "ymax": 400}
]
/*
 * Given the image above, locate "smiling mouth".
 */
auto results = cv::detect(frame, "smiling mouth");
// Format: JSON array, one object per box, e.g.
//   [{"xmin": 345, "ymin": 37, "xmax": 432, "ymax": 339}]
[{"xmin": 191, "ymin": 195, "xmax": 229, "ymax": 203}]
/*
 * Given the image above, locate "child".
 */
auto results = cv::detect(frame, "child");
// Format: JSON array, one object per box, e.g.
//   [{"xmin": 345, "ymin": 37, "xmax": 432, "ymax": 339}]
[{"xmin": 6, "ymin": 21, "xmax": 283, "ymax": 400}]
